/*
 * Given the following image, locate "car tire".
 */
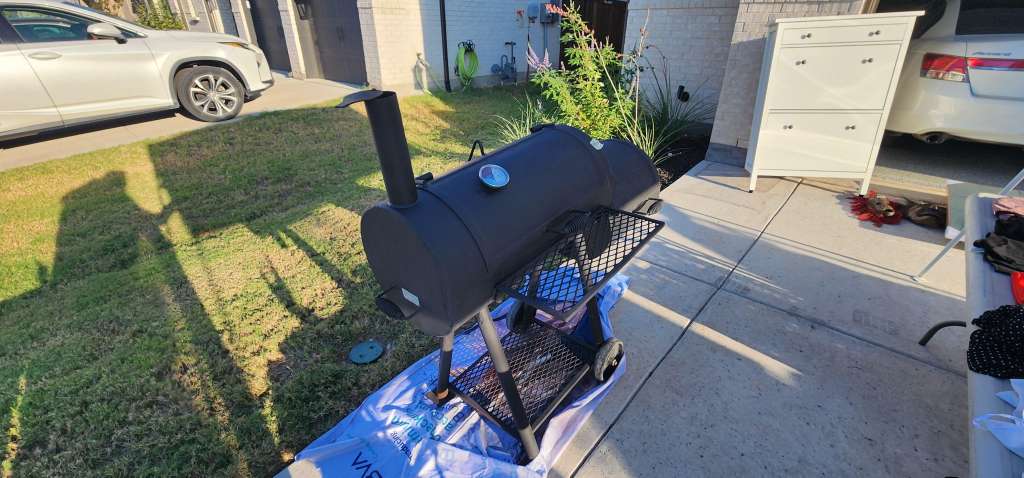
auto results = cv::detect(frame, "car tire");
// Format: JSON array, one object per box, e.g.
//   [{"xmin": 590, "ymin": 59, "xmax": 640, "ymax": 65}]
[{"xmin": 175, "ymin": 66, "xmax": 244, "ymax": 122}]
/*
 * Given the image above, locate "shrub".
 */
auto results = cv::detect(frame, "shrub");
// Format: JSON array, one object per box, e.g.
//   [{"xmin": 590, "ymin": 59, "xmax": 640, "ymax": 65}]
[
  {"xmin": 134, "ymin": 1, "xmax": 185, "ymax": 30},
  {"xmin": 492, "ymin": 94, "xmax": 552, "ymax": 144},
  {"xmin": 527, "ymin": 1, "xmax": 631, "ymax": 140},
  {"xmin": 619, "ymin": 45, "xmax": 716, "ymax": 165},
  {"xmin": 500, "ymin": 4, "xmax": 712, "ymax": 167},
  {"xmin": 640, "ymin": 46, "xmax": 715, "ymax": 142}
]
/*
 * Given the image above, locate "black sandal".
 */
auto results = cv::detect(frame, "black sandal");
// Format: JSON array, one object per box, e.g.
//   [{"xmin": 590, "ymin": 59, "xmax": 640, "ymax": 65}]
[{"xmin": 906, "ymin": 202, "xmax": 947, "ymax": 229}]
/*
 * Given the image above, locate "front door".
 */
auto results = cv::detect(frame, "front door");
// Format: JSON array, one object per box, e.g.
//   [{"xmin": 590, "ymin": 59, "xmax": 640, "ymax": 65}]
[
  {"xmin": 579, "ymin": 0, "xmax": 628, "ymax": 52},
  {"xmin": 2, "ymin": 5, "xmax": 168, "ymax": 123},
  {"xmin": 308, "ymin": 0, "xmax": 366, "ymax": 84},
  {"xmin": 0, "ymin": 41, "xmax": 62, "ymax": 136},
  {"xmin": 249, "ymin": 0, "xmax": 290, "ymax": 71}
]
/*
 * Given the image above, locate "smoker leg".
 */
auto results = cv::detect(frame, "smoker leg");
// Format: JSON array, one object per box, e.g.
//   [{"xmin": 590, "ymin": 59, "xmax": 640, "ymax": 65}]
[
  {"xmin": 478, "ymin": 308, "xmax": 541, "ymax": 461},
  {"xmin": 918, "ymin": 321, "xmax": 967, "ymax": 346},
  {"xmin": 426, "ymin": 333, "xmax": 455, "ymax": 406},
  {"xmin": 572, "ymin": 240, "xmax": 605, "ymax": 347},
  {"xmin": 586, "ymin": 296, "xmax": 605, "ymax": 347},
  {"xmin": 515, "ymin": 266, "xmax": 543, "ymax": 332}
]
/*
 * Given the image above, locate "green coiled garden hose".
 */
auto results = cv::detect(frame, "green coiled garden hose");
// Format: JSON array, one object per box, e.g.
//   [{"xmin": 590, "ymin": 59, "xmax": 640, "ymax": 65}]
[{"xmin": 456, "ymin": 41, "xmax": 478, "ymax": 89}]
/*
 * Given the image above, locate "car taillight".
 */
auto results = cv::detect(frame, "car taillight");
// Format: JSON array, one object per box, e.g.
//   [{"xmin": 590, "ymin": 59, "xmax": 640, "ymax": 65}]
[
  {"xmin": 921, "ymin": 53, "xmax": 968, "ymax": 82},
  {"xmin": 967, "ymin": 57, "xmax": 1024, "ymax": 71}
]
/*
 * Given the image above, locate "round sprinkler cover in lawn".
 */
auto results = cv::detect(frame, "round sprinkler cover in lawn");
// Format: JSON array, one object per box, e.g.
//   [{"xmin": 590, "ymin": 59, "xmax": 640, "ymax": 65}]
[{"xmin": 349, "ymin": 340, "xmax": 384, "ymax": 364}]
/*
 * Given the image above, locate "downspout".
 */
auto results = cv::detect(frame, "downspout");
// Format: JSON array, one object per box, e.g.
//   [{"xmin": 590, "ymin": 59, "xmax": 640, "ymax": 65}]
[{"xmin": 439, "ymin": 0, "xmax": 452, "ymax": 92}]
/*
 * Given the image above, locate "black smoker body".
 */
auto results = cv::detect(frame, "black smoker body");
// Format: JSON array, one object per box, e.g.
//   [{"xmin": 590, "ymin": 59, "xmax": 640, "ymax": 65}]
[{"xmin": 341, "ymin": 90, "xmax": 663, "ymax": 462}]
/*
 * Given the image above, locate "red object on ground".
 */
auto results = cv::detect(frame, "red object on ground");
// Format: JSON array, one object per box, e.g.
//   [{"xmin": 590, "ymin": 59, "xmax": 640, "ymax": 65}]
[
  {"xmin": 1012, "ymin": 272, "xmax": 1024, "ymax": 305},
  {"xmin": 849, "ymin": 191, "xmax": 903, "ymax": 227}
]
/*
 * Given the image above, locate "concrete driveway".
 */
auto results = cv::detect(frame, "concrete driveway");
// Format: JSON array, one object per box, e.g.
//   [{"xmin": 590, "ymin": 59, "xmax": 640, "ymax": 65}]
[
  {"xmin": 0, "ymin": 73, "xmax": 355, "ymax": 173},
  {"xmin": 551, "ymin": 160, "xmax": 967, "ymax": 477},
  {"xmin": 874, "ymin": 135, "xmax": 1024, "ymax": 196}
]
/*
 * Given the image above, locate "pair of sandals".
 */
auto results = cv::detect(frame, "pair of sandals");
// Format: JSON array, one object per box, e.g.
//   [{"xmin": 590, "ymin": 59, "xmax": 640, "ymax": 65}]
[
  {"xmin": 905, "ymin": 201, "xmax": 947, "ymax": 229},
  {"xmin": 851, "ymin": 191, "xmax": 946, "ymax": 229}
]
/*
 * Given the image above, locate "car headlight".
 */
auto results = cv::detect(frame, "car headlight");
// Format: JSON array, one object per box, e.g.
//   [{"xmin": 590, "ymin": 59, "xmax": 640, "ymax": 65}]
[{"xmin": 220, "ymin": 41, "xmax": 256, "ymax": 52}]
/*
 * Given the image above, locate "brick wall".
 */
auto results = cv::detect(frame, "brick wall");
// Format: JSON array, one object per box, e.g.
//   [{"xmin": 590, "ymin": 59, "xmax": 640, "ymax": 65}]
[
  {"xmin": 359, "ymin": 0, "xmax": 561, "ymax": 94},
  {"xmin": 228, "ymin": 0, "xmax": 256, "ymax": 44},
  {"xmin": 170, "ymin": 0, "xmax": 239, "ymax": 36},
  {"xmin": 277, "ymin": 0, "xmax": 307, "ymax": 78},
  {"xmin": 708, "ymin": 0, "xmax": 864, "ymax": 162},
  {"xmin": 624, "ymin": 0, "xmax": 741, "ymax": 112}
]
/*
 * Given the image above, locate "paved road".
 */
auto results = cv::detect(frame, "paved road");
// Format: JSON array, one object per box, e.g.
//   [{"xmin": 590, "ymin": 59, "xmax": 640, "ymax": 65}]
[{"xmin": 0, "ymin": 74, "xmax": 355, "ymax": 173}]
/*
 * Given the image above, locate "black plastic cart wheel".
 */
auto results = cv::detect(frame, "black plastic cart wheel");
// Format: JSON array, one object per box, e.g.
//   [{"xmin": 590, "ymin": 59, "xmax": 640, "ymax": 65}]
[
  {"xmin": 593, "ymin": 338, "xmax": 624, "ymax": 382},
  {"xmin": 505, "ymin": 300, "xmax": 534, "ymax": 333}
]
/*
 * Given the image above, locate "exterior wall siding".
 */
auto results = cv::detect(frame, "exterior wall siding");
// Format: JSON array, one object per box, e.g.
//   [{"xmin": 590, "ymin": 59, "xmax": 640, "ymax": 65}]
[
  {"xmin": 624, "ymin": 0, "xmax": 741, "ymax": 112},
  {"xmin": 708, "ymin": 0, "xmax": 864, "ymax": 159},
  {"xmin": 167, "ymin": 0, "xmax": 240, "ymax": 36},
  {"xmin": 228, "ymin": 0, "xmax": 256, "ymax": 44},
  {"xmin": 277, "ymin": 0, "xmax": 307, "ymax": 78},
  {"xmin": 359, "ymin": 0, "xmax": 561, "ymax": 94}
]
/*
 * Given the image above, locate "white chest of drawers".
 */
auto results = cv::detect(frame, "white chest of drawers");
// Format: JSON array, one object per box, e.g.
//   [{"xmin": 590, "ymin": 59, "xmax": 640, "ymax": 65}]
[{"xmin": 745, "ymin": 12, "xmax": 923, "ymax": 195}]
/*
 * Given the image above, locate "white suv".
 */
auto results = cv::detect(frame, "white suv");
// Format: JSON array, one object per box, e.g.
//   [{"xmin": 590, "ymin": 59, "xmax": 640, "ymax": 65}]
[
  {"xmin": 0, "ymin": 0, "xmax": 274, "ymax": 141},
  {"xmin": 886, "ymin": 0, "xmax": 1024, "ymax": 146}
]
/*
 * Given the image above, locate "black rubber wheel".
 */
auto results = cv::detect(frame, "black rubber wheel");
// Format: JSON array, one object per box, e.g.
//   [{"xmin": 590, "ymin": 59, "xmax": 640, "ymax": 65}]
[
  {"xmin": 507, "ymin": 300, "xmax": 534, "ymax": 333},
  {"xmin": 593, "ymin": 338, "xmax": 624, "ymax": 382},
  {"xmin": 175, "ymin": 66, "xmax": 244, "ymax": 122}
]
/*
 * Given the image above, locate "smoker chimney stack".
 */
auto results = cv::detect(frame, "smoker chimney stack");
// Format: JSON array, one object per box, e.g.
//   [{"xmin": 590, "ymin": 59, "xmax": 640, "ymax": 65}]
[{"xmin": 339, "ymin": 90, "xmax": 418, "ymax": 207}]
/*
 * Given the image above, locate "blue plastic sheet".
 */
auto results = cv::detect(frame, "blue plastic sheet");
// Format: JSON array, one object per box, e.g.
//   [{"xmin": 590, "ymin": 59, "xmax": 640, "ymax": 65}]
[{"xmin": 285, "ymin": 275, "xmax": 630, "ymax": 478}]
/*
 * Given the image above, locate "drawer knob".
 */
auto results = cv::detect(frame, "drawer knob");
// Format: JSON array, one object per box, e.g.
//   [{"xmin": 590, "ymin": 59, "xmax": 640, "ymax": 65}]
[
  {"xmin": 861, "ymin": 58, "xmax": 874, "ymax": 63},
  {"xmin": 845, "ymin": 125, "xmax": 857, "ymax": 130},
  {"xmin": 783, "ymin": 124, "xmax": 794, "ymax": 130},
  {"xmin": 795, "ymin": 59, "xmax": 807, "ymax": 65},
  {"xmin": 801, "ymin": 33, "xmax": 812, "ymax": 39}
]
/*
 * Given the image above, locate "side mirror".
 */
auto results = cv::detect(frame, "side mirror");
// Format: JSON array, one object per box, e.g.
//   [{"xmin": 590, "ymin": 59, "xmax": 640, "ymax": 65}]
[{"xmin": 87, "ymin": 22, "xmax": 126, "ymax": 44}]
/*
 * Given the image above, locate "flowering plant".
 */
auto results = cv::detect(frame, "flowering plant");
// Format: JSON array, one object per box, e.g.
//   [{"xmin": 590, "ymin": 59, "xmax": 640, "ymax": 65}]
[{"xmin": 527, "ymin": 1, "xmax": 631, "ymax": 140}]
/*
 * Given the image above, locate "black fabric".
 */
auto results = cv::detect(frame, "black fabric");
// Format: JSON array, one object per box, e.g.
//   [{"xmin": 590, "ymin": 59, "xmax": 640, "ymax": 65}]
[
  {"xmin": 996, "ymin": 215, "xmax": 1024, "ymax": 242},
  {"xmin": 968, "ymin": 305, "xmax": 1024, "ymax": 379},
  {"xmin": 974, "ymin": 233, "xmax": 1024, "ymax": 274}
]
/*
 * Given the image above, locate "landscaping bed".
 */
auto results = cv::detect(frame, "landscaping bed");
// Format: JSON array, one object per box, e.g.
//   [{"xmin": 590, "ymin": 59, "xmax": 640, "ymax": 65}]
[{"xmin": 656, "ymin": 134, "xmax": 710, "ymax": 189}]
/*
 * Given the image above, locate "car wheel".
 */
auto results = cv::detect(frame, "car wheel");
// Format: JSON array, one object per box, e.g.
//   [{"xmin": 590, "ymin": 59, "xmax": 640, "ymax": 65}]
[{"xmin": 175, "ymin": 66, "xmax": 244, "ymax": 122}]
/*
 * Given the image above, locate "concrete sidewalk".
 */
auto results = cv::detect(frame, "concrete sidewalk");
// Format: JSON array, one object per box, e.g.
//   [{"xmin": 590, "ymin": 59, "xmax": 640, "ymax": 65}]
[
  {"xmin": 554, "ymin": 161, "xmax": 968, "ymax": 477},
  {"xmin": 0, "ymin": 74, "xmax": 355, "ymax": 172}
]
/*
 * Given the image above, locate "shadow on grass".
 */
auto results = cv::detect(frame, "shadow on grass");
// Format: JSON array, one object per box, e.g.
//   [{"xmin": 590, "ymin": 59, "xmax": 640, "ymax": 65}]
[{"xmin": 0, "ymin": 88, "xmax": 524, "ymax": 476}]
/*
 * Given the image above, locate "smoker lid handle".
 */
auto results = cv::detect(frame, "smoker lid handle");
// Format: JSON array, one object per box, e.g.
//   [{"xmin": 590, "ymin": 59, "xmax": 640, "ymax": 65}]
[{"xmin": 337, "ymin": 89, "xmax": 396, "ymax": 109}]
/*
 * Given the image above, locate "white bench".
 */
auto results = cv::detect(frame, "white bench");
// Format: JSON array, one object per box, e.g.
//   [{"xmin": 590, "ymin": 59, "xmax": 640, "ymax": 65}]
[{"xmin": 964, "ymin": 193, "xmax": 1024, "ymax": 477}]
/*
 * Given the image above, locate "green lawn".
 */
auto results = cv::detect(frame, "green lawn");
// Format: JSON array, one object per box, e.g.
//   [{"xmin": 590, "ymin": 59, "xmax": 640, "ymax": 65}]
[{"xmin": 0, "ymin": 88, "xmax": 522, "ymax": 477}]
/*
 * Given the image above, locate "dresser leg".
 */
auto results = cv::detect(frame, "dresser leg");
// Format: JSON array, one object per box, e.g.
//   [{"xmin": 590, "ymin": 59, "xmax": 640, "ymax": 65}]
[
  {"xmin": 858, "ymin": 180, "xmax": 870, "ymax": 196},
  {"xmin": 748, "ymin": 173, "xmax": 757, "ymax": 193}
]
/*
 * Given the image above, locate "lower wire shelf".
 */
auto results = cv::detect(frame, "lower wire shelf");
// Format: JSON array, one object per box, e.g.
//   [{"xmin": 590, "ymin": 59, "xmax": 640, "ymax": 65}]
[{"xmin": 450, "ymin": 321, "xmax": 595, "ymax": 434}]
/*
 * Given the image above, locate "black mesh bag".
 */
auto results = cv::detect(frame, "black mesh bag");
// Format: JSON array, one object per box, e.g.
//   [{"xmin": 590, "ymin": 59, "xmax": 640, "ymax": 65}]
[{"xmin": 968, "ymin": 305, "xmax": 1024, "ymax": 379}]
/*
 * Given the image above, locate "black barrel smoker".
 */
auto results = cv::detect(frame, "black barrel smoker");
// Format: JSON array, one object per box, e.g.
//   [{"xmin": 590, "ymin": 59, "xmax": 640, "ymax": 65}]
[{"xmin": 341, "ymin": 90, "xmax": 664, "ymax": 462}]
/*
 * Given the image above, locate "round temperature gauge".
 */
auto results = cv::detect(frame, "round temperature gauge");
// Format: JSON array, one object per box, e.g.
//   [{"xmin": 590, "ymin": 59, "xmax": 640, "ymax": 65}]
[{"xmin": 478, "ymin": 164, "xmax": 510, "ymax": 190}]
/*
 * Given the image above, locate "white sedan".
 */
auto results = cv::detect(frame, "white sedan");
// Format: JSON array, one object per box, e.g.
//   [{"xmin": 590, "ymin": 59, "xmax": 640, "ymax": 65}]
[
  {"xmin": 886, "ymin": 0, "xmax": 1024, "ymax": 146},
  {"xmin": 0, "ymin": 0, "xmax": 274, "ymax": 141}
]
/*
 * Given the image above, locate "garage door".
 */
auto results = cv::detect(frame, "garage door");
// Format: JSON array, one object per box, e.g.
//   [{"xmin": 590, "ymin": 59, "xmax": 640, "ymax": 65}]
[
  {"xmin": 308, "ymin": 0, "xmax": 366, "ymax": 84},
  {"xmin": 249, "ymin": 0, "xmax": 290, "ymax": 72}
]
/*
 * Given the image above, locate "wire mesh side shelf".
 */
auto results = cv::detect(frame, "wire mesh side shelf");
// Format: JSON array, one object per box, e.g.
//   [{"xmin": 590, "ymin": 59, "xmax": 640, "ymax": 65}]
[{"xmin": 496, "ymin": 208, "xmax": 663, "ymax": 324}]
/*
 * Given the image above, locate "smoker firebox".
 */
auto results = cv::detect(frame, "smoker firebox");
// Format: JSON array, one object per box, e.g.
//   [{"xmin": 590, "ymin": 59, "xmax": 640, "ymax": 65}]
[{"xmin": 341, "ymin": 90, "xmax": 663, "ymax": 462}]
